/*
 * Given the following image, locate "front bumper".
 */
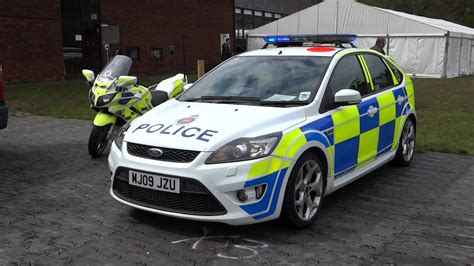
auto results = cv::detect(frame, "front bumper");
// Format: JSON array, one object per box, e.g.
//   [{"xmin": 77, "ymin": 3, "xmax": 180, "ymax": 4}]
[
  {"xmin": 0, "ymin": 104, "xmax": 8, "ymax": 130},
  {"xmin": 108, "ymin": 142, "xmax": 293, "ymax": 225}
]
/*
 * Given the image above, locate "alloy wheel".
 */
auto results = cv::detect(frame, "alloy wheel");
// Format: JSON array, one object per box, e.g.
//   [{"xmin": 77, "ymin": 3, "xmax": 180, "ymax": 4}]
[
  {"xmin": 402, "ymin": 121, "xmax": 415, "ymax": 162},
  {"xmin": 294, "ymin": 160, "xmax": 323, "ymax": 221}
]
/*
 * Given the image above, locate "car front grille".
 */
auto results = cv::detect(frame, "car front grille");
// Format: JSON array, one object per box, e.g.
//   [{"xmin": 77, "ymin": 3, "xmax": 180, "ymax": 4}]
[
  {"xmin": 127, "ymin": 142, "xmax": 200, "ymax": 163},
  {"xmin": 112, "ymin": 167, "xmax": 227, "ymax": 216}
]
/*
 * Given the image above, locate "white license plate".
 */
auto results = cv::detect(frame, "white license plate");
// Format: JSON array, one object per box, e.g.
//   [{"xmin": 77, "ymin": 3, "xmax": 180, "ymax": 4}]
[{"xmin": 129, "ymin": 170, "xmax": 180, "ymax": 194}]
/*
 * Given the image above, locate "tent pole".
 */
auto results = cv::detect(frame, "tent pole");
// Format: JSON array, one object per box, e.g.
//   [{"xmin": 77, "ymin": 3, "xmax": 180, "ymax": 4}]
[
  {"xmin": 387, "ymin": 34, "xmax": 390, "ymax": 56},
  {"xmin": 458, "ymin": 38, "xmax": 463, "ymax": 76},
  {"xmin": 335, "ymin": 0, "xmax": 339, "ymax": 34},
  {"xmin": 443, "ymin": 32, "xmax": 449, "ymax": 79}
]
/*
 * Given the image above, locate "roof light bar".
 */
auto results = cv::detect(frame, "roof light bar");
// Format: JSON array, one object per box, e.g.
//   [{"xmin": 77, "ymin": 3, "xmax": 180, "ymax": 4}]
[
  {"xmin": 263, "ymin": 34, "xmax": 358, "ymax": 44},
  {"xmin": 264, "ymin": 36, "xmax": 292, "ymax": 43}
]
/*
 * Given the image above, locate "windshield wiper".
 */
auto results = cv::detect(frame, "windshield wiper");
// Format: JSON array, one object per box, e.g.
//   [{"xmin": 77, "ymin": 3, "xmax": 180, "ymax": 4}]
[
  {"xmin": 182, "ymin": 96, "xmax": 308, "ymax": 107},
  {"xmin": 259, "ymin": 101, "xmax": 308, "ymax": 106},
  {"xmin": 183, "ymin": 96, "xmax": 262, "ymax": 103}
]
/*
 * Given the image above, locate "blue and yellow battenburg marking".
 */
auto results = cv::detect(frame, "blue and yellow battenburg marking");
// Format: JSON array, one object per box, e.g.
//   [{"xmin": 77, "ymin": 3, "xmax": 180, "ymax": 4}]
[
  {"xmin": 240, "ymin": 86, "xmax": 412, "ymax": 220},
  {"xmin": 329, "ymin": 87, "xmax": 411, "ymax": 176}
]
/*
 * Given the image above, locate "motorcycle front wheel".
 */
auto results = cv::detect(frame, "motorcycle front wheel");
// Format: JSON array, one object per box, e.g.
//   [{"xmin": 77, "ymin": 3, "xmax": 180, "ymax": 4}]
[{"xmin": 88, "ymin": 124, "xmax": 113, "ymax": 158}]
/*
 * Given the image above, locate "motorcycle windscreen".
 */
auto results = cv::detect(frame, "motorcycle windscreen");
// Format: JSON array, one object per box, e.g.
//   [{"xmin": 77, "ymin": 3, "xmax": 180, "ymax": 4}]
[{"xmin": 96, "ymin": 55, "xmax": 133, "ymax": 84}]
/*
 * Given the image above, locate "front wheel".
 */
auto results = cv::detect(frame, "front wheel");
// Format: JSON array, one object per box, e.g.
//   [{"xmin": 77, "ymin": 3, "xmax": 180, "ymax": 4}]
[
  {"xmin": 393, "ymin": 118, "xmax": 416, "ymax": 166},
  {"xmin": 281, "ymin": 153, "xmax": 326, "ymax": 228},
  {"xmin": 88, "ymin": 124, "xmax": 113, "ymax": 158}
]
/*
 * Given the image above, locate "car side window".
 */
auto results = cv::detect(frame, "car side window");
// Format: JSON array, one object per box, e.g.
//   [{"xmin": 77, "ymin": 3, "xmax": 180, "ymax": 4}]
[
  {"xmin": 320, "ymin": 55, "xmax": 369, "ymax": 113},
  {"xmin": 363, "ymin": 54, "xmax": 394, "ymax": 91},
  {"xmin": 386, "ymin": 59, "xmax": 403, "ymax": 84}
]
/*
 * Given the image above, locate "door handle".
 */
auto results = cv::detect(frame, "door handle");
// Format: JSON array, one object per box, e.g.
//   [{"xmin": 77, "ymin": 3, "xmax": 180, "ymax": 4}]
[
  {"xmin": 397, "ymin": 95, "xmax": 406, "ymax": 105},
  {"xmin": 367, "ymin": 106, "xmax": 378, "ymax": 118}
]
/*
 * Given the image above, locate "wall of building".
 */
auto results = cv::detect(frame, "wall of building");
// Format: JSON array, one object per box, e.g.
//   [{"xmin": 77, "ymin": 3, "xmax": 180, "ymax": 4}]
[
  {"xmin": 0, "ymin": 0, "xmax": 234, "ymax": 82},
  {"xmin": 0, "ymin": 0, "xmax": 65, "ymax": 83},
  {"xmin": 101, "ymin": 0, "xmax": 235, "ymax": 76}
]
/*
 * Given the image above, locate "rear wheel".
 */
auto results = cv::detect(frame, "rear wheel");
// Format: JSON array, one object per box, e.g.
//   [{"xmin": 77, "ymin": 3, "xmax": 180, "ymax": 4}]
[
  {"xmin": 88, "ymin": 124, "xmax": 113, "ymax": 158},
  {"xmin": 281, "ymin": 152, "xmax": 325, "ymax": 228},
  {"xmin": 394, "ymin": 118, "xmax": 416, "ymax": 166}
]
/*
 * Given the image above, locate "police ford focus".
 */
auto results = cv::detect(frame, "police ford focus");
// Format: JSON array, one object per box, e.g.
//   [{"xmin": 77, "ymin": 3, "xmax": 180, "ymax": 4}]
[{"xmin": 108, "ymin": 35, "xmax": 416, "ymax": 228}]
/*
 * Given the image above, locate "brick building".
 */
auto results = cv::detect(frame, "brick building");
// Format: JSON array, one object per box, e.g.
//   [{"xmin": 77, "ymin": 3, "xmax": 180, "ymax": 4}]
[
  {"xmin": 0, "ymin": 0, "xmax": 234, "ymax": 83},
  {"xmin": 234, "ymin": 0, "xmax": 320, "ymax": 51},
  {"xmin": 0, "ymin": 0, "xmax": 65, "ymax": 82}
]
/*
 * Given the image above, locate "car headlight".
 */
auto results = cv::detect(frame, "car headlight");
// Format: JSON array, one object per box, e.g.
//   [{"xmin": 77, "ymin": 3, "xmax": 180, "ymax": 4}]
[
  {"xmin": 114, "ymin": 124, "xmax": 130, "ymax": 151},
  {"xmin": 205, "ymin": 132, "xmax": 282, "ymax": 164}
]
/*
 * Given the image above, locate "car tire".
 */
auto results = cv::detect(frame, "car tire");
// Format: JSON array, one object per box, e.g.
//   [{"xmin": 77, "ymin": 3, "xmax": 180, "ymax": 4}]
[
  {"xmin": 88, "ymin": 124, "xmax": 112, "ymax": 158},
  {"xmin": 281, "ymin": 152, "xmax": 326, "ymax": 228},
  {"xmin": 393, "ymin": 118, "xmax": 416, "ymax": 166}
]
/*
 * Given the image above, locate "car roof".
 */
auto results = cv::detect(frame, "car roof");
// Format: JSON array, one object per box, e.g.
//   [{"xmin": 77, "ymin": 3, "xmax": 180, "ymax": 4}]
[{"xmin": 238, "ymin": 46, "xmax": 354, "ymax": 57}]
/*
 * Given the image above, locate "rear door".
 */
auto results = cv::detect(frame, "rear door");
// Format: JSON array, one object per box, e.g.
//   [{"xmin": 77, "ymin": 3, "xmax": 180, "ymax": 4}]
[{"xmin": 359, "ymin": 53, "xmax": 406, "ymax": 159}]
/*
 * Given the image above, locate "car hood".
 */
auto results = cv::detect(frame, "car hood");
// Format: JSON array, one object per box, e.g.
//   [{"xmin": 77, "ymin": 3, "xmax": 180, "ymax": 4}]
[{"xmin": 125, "ymin": 99, "xmax": 307, "ymax": 152}]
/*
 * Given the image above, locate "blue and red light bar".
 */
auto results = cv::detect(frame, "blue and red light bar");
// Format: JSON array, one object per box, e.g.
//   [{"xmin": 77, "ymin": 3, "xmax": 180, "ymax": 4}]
[{"xmin": 263, "ymin": 34, "xmax": 357, "ymax": 44}]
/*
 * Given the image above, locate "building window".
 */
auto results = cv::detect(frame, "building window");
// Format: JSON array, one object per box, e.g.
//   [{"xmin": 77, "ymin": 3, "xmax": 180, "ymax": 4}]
[
  {"xmin": 127, "ymin": 47, "xmax": 140, "ymax": 60},
  {"xmin": 243, "ymin": 9, "xmax": 253, "ymax": 30},
  {"xmin": 275, "ymin": 14, "xmax": 282, "ymax": 20},
  {"xmin": 254, "ymin": 11, "xmax": 264, "ymax": 28},
  {"xmin": 235, "ymin": 8, "xmax": 244, "ymax": 39},
  {"xmin": 264, "ymin": 12, "xmax": 274, "ymax": 24},
  {"xmin": 150, "ymin": 48, "xmax": 163, "ymax": 60}
]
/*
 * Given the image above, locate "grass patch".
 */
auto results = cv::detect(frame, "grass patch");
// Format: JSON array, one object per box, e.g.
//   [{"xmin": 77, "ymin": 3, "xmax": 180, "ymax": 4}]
[
  {"xmin": 5, "ymin": 74, "xmax": 197, "ymax": 120},
  {"xmin": 5, "ymin": 74, "xmax": 474, "ymax": 155},
  {"xmin": 413, "ymin": 76, "xmax": 474, "ymax": 155}
]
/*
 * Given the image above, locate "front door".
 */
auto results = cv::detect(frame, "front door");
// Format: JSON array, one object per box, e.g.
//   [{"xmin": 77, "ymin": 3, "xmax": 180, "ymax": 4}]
[
  {"xmin": 320, "ymin": 54, "xmax": 371, "ymax": 177},
  {"xmin": 82, "ymin": 24, "xmax": 101, "ymax": 73}
]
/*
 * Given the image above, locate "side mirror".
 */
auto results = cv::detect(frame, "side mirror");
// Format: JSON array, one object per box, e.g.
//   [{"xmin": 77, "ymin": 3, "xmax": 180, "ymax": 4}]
[
  {"xmin": 334, "ymin": 89, "xmax": 362, "ymax": 106},
  {"xmin": 183, "ymin": 83, "xmax": 193, "ymax": 91},
  {"xmin": 82, "ymin": 69, "xmax": 95, "ymax": 82},
  {"xmin": 117, "ymin": 76, "xmax": 137, "ymax": 87}
]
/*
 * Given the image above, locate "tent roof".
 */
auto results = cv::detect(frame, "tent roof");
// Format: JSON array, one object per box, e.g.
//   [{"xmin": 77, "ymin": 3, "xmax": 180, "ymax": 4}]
[
  {"xmin": 377, "ymin": 8, "xmax": 474, "ymax": 37},
  {"xmin": 248, "ymin": 0, "xmax": 474, "ymax": 38}
]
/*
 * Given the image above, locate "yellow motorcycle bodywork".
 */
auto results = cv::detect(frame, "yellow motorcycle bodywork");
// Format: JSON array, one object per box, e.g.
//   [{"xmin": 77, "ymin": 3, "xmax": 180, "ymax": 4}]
[{"xmin": 90, "ymin": 81, "xmax": 153, "ymax": 126}]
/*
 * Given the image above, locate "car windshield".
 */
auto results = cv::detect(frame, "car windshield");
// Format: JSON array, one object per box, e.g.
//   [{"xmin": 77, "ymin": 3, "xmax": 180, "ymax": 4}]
[{"xmin": 179, "ymin": 56, "xmax": 331, "ymax": 106}]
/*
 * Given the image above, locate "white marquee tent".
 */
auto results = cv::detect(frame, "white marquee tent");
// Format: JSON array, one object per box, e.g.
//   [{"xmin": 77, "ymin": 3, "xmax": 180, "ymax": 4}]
[{"xmin": 247, "ymin": 0, "xmax": 474, "ymax": 78}]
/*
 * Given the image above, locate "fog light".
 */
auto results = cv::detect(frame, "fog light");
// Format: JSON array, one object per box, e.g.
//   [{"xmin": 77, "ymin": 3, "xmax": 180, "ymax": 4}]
[{"xmin": 237, "ymin": 190, "xmax": 248, "ymax": 202}]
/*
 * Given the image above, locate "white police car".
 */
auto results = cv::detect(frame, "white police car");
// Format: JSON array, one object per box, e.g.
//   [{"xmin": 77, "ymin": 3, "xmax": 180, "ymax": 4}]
[{"xmin": 109, "ymin": 35, "xmax": 416, "ymax": 227}]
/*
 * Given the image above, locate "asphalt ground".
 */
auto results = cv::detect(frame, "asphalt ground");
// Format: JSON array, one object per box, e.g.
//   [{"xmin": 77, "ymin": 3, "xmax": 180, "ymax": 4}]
[{"xmin": 0, "ymin": 114, "xmax": 473, "ymax": 265}]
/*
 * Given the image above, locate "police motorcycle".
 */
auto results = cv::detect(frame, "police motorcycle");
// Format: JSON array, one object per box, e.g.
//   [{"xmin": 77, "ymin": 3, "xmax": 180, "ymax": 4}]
[{"xmin": 82, "ymin": 55, "xmax": 187, "ymax": 158}]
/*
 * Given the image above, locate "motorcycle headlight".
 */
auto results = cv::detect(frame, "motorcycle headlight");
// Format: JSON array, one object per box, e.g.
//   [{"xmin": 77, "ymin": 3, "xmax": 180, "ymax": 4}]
[
  {"xmin": 205, "ymin": 132, "xmax": 282, "ymax": 164},
  {"xmin": 96, "ymin": 93, "xmax": 117, "ymax": 106},
  {"xmin": 114, "ymin": 124, "xmax": 130, "ymax": 151}
]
